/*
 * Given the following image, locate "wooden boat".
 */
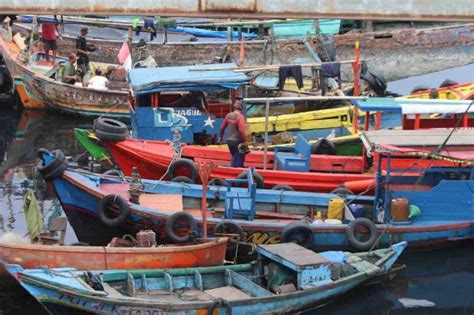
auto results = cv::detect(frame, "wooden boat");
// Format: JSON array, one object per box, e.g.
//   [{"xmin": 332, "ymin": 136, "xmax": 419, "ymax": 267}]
[
  {"xmin": 0, "ymin": 30, "xmax": 130, "ymax": 117},
  {"xmin": 39, "ymin": 150, "xmax": 474, "ymax": 250},
  {"xmin": 405, "ymin": 81, "xmax": 474, "ymax": 100},
  {"xmin": 3, "ymin": 241, "xmax": 407, "ymax": 314},
  {"xmin": 0, "ymin": 238, "xmax": 227, "ymax": 271},
  {"xmin": 13, "ymin": 22, "xmax": 474, "ymax": 82}
]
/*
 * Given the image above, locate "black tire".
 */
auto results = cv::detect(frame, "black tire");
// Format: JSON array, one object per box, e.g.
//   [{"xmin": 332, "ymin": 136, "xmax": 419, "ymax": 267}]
[
  {"xmin": 95, "ymin": 129, "xmax": 126, "ymax": 142},
  {"xmin": 410, "ymin": 85, "xmax": 430, "ymax": 94},
  {"xmin": 330, "ymin": 187, "xmax": 354, "ymax": 198},
  {"xmin": 171, "ymin": 176, "xmax": 195, "ymax": 184},
  {"xmin": 272, "ymin": 184, "xmax": 294, "ymax": 191},
  {"xmin": 37, "ymin": 149, "xmax": 65, "ymax": 175},
  {"xmin": 311, "ymin": 138, "xmax": 336, "ymax": 155},
  {"xmin": 280, "ymin": 221, "xmax": 314, "ymax": 248},
  {"xmin": 165, "ymin": 212, "xmax": 197, "ymax": 243},
  {"xmin": 103, "ymin": 169, "xmax": 123, "ymax": 177},
  {"xmin": 439, "ymin": 79, "xmax": 458, "ymax": 88},
  {"xmin": 208, "ymin": 178, "xmax": 229, "ymax": 187},
  {"xmin": 345, "ymin": 218, "xmax": 378, "ymax": 251},
  {"xmin": 97, "ymin": 194, "xmax": 129, "ymax": 227},
  {"xmin": 169, "ymin": 159, "xmax": 198, "ymax": 183},
  {"xmin": 42, "ymin": 161, "xmax": 68, "ymax": 181},
  {"xmin": 95, "ymin": 118, "xmax": 127, "ymax": 134},
  {"xmin": 236, "ymin": 170, "xmax": 264, "ymax": 189},
  {"xmin": 213, "ymin": 221, "xmax": 245, "ymax": 241}
]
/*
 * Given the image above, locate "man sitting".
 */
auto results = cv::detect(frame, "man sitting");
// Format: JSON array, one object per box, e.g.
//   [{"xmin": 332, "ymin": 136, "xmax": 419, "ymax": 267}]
[
  {"xmin": 61, "ymin": 53, "xmax": 79, "ymax": 85},
  {"xmin": 87, "ymin": 67, "xmax": 109, "ymax": 90}
]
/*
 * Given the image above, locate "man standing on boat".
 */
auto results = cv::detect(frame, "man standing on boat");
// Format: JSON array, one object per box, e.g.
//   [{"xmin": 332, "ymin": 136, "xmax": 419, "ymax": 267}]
[
  {"xmin": 76, "ymin": 27, "xmax": 92, "ymax": 79},
  {"xmin": 41, "ymin": 22, "xmax": 58, "ymax": 64},
  {"xmin": 220, "ymin": 100, "xmax": 247, "ymax": 167}
]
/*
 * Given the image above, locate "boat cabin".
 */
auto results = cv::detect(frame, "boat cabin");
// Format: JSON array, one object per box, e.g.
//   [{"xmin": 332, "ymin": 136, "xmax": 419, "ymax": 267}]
[{"xmin": 127, "ymin": 63, "xmax": 249, "ymax": 144}]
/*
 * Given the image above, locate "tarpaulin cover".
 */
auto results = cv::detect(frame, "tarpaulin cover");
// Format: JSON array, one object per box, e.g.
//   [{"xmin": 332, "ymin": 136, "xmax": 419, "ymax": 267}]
[
  {"xmin": 352, "ymin": 98, "xmax": 474, "ymax": 114},
  {"xmin": 374, "ymin": 143, "xmax": 474, "ymax": 163},
  {"xmin": 128, "ymin": 63, "xmax": 249, "ymax": 95}
]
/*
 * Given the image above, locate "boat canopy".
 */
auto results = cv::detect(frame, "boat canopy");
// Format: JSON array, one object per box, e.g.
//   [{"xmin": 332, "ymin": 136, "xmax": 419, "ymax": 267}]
[
  {"xmin": 352, "ymin": 98, "xmax": 474, "ymax": 114},
  {"xmin": 128, "ymin": 63, "xmax": 249, "ymax": 95}
]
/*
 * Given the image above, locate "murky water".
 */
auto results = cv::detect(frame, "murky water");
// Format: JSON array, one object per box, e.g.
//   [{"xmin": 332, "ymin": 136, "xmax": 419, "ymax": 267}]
[{"xmin": 0, "ymin": 64, "xmax": 473, "ymax": 314}]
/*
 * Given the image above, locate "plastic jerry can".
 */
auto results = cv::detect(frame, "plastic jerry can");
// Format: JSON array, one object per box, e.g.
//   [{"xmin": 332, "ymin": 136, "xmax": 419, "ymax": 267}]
[
  {"xmin": 391, "ymin": 198, "xmax": 409, "ymax": 222},
  {"xmin": 328, "ymin": 198, "xmax": 344, "ymax": 220}
]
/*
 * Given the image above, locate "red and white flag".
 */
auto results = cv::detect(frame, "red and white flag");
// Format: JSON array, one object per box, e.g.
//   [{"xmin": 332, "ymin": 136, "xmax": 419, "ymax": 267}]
[{"xmin": 118, "ymin": 40, "xmax": 132, "ymax": 70}]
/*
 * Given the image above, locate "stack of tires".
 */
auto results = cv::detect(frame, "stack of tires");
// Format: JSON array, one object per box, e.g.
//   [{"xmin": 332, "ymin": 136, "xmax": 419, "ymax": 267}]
[{"xmin": 94, "ymin": 118, "xmax": 128, "ymax": 142}]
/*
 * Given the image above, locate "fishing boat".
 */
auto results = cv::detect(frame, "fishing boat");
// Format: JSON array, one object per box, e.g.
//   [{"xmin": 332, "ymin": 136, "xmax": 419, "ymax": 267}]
[
  {"xmin": 0, "ymin": 238, "xmax": 227, "ymax": 271},
  {"xmin": 0, "ymin": 29, "xmax": 130, "ymax": 116},
  {"xmin": 127, "ymin": 64, "xmax": 358, "ymax": 145},
  {"xmin": 39, "ymin": 147, "xmax": 474, "ymax": 251},
  {"xmin": 405, "ymin": 81, "xmax": 474, "ymax": 100},
  {"xmin": 3, "ymin": 241, "xmax": 407, "ymax": 314}
]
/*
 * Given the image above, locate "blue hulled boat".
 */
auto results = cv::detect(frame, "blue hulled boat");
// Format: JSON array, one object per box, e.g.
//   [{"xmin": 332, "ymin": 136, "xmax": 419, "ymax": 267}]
[{"xmin": 39, "ymin": 147, "xmax": 474, "ymax": 251}]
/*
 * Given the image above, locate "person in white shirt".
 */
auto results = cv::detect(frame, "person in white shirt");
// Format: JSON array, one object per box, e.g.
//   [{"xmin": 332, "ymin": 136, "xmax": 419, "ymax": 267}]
[{"xmin": 87, "ymin": 67, "xmax": 109, "ymax": 90}]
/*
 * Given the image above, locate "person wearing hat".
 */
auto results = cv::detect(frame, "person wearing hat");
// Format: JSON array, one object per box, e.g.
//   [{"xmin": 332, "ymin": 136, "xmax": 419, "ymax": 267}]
[
  {"xmin": 76, "ymin": 27, "xmax": 91, "ymax": 79},
  {"xmin": 219, "ymin": 100, "xmax": 247, "ymax": 167}
]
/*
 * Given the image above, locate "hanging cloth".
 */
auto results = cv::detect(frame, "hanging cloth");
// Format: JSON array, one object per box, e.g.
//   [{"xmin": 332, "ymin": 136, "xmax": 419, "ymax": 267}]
[
  {"xmin": 278, "ymin": 65, "xmax": 303, "ymax": 90},
  {"xmin": 23, "ymin": 189, "xmax": 43, "ymax": 240},
  {"xmin": 319, "ymin": 61, "xmax": 341, "ymax": 95},
  {"xmin": 144, "ymin": 18, "xmax": 157, "ymax": 41}
]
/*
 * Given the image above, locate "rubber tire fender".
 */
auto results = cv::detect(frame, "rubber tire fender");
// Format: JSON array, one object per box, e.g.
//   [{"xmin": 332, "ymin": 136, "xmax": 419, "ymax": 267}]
[
  {"xmin": 213, "ymin": 221, "xmax": 245, "ymax": 241},
  {"xmin": 165, "ymin": 212, "xmax": 197, "ymax": 243},
  {"xmin": 95, "ymin": 118, "xmax": 127, "ymax": 134},
  {"xmin": 95, "ymin": 129, "xmax": 126, "ymax": 142},
  {"xmin": 168, "ymin": 159, "xmax": 198, "ymax": 183},
  {"xmin": 37, "ymin": 149, "xmax": 65, "ymax": 175},
  {"xmin": 410, "ymin": 85, "xmax": 430, "ymax": 94},
  {"xmin": 236, "ymin": 170, "xmax": 264, "ymax": 189},
  {"xmin": 311, "ymin": 138, "xmax": 336, "ymax": 155},
  {"xmin": 97, "ymin": 194, "xmax": 130, "ymax": 227},
  {"xmin": 208, "ymin": 178, "xmax": 229, "ymax": 187},
  {"xmin": 272, "ymin": 184, "xmax": 294, "ymax": 191},
  {"xmin": 42, "ymin": 161, "xmax": 68, "ymax": 181},
  {"xmin": 280, "ymin": 221, "xmax": 314, "ymax": 248},
  {"xmin": 345, "ymin": 218, "xmax": 378, "ymax": 251},
  {"xmin": 439, "ymin": 79, "xmax": 458, "ymax": 88},
  {"xmin": 171, "ymin": 176, "xmax": 195, "ymax": 184}
]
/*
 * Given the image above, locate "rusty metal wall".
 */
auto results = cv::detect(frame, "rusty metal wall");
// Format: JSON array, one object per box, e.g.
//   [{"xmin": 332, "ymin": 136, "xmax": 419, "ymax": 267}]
[{"xmin": 1, "ymin": 0, "xmax": 473, "ymax": 21}]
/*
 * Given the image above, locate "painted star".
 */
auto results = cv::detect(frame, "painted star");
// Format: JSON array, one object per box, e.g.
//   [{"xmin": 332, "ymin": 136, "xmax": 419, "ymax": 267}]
[{"xmin": 203, "ymin": 116, "xmax": 215, "ymax": 128}]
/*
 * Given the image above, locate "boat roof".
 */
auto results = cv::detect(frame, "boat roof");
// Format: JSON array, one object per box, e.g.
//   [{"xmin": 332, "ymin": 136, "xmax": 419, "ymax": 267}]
[
  {"xmin": 362, "ymin": 128, "xmax": 474, "ymax": 163},
  {"xmin": 352, "ymin": 97, "xmax": 474, "ymax": 114},
  {"xmin": 128, "ymin": 63, "xmax": 249, "ymax": 95}
]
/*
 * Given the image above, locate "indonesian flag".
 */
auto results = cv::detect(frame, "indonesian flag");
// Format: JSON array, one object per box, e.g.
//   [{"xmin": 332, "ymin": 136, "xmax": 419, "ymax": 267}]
[{"xmin": 118, "ymin": 40, "xmax": 132, "ymax": 71}]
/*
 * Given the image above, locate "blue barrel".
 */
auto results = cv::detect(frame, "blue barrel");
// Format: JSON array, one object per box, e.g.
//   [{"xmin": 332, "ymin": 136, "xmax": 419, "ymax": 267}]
[{"xmin": 349, "ymin": 204, "xmax": 365, "ymax": 218}]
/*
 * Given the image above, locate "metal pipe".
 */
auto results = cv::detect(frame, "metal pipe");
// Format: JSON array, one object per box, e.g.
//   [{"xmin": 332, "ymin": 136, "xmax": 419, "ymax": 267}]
[
  {"xmin": 244, "ymin": 96, "xmax": 368, "ymax": 103},
  {"xmin": 263, "ymin": 98, "xmax": 270, "ymax": 170}
]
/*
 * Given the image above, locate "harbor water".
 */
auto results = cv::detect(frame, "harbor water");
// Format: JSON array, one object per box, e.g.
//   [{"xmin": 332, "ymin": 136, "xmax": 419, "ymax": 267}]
[{"xmin": 0, "ymin": 64, "xmax": 473, "ymax": 314}]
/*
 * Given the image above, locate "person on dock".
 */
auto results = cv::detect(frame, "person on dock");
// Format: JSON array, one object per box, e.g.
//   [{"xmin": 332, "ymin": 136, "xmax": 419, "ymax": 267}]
[
  {"xmin": 61, "ymin": 53, "xmax": 79, "ymax": 85},
  {"xmin": 87, "ymin": 67, "xmax": 109, "ymax": 90},
  {"xmin": 219, "ymin": 100, "xmax": 247, "ymax": 167},
  {"xmin": 41, "ymin": 22, "xmax": 58, "ymax": 64},
  {"xmin": 76, "ymin": 27, "xmax": 92, "ymax": 80}
]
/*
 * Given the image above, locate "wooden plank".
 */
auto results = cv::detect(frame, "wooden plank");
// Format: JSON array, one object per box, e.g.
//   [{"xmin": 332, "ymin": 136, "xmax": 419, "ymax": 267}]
[
  {"xmin": 226, "ymin": 269, "xmax": 272, "ymax": 297},
  {"xmin": 205, "ymin": 286, "xmax": 251, "ymax": 301},
  {"xmin": 257, "ymin": 243, "xmax": 329, "ymax": 269},
  {"xmin": 102, "ymin": 283, "xmax": 123, "ymax": 298},
  {"xmin": 139, "ymin": 194, "xmax": 183, "ymax": 212}
]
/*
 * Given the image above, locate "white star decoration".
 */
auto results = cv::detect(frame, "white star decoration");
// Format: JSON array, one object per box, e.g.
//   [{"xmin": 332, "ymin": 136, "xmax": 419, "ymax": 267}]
[{"xmin": 203, "ymin": 116, "xmax": 215, "ymax": 128}]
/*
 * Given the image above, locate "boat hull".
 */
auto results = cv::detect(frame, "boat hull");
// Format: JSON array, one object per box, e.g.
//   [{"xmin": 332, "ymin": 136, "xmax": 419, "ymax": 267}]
[{"xmin": 53, "ymin": 170, "xmax": 474, "ymax": 250}]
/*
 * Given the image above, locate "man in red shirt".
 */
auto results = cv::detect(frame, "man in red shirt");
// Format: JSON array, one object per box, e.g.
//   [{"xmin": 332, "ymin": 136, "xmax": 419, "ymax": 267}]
[
  {"xmin": 41, "ymin": 23, "xmax": 57, "ymax": 64},
  {"xmin": 219, "ymin": 100, "xmax": 247, "ymax": 167}
]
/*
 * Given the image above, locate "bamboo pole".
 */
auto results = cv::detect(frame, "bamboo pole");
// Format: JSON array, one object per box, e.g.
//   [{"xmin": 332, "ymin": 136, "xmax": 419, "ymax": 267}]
[{"xmin": 263, "ymin": 98, "xmax": 270, "ymax": 170}]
